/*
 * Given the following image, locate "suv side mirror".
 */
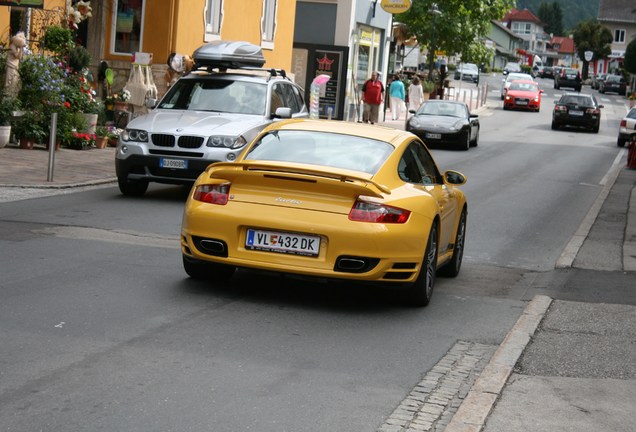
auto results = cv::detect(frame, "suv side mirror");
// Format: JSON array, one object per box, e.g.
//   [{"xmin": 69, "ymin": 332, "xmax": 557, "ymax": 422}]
[
  {"xmin": 146, "ymin": 98, "xmax": 158, "ymax": 109},
  {"xmin": 273, "ymin": 107, "xmax": 292, "ymax": 119}
]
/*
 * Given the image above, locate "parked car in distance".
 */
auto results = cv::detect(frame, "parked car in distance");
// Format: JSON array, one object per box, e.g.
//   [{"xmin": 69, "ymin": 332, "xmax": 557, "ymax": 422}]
[
  {"xmin": 539, "ymin": 66, "xmax": 555, "ymax": 79},
  {"xmin": 554, "ymin": 67, "xmax": 582, "ymax": 91},
  {"xmin": 552, "ymin": 93, "xmax": 603, "ymax": 133},
  {"xmin": 503, "ymin": 62, "xmax": 521, "ymax": 75},
  {"xmin": 503, "ymin": 79, "xmax": 543, "ymax": 112},
  {"xmin": 591, "ymin": 72, "xmax": 607, "ymax": 90},
  {"xmin": 599, "ymin": 74, "xmax": 627, "ymax": 95},
  {"xmin": 180, "ymin": 118, "xmax": 469, "ymax": 307},
  {"xmin": 617, "ymin": 107, "xmax": 636, "ymax": 147},
  {"xmin": 406, "ymin": 99, "xmax": 479, "ymax": 151},
  {"xmin": 454, "ymin": 63, "xmax": 480, "ymax": 84},
  {"xmin": 501, "ymin": 72, "xmax": 534, "ymax": 100},
  {"xmin": 115, "ymin": 40, "xmax": 309, "ymax": 197}
]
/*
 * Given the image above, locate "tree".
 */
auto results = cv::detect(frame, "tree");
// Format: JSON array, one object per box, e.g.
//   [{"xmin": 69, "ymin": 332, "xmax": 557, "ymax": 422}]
[
  {"xmin": 537, "ymin": 2, "xmax": 563, "ymax": 36},
  {"xmin": 625, "ymin": 38, "xmax": 636, "ymax": 74},
  {"xmin": 572, "ymin": 20, "xmax": 612, "ymax": 80},
  {"xmin": 395, "ymin": 0, "xmax": 515, "ymax": 77}
]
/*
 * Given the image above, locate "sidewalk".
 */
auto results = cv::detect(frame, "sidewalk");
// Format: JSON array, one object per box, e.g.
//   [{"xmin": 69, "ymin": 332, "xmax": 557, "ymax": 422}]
[{"xmin": 1, "ymin": 121, "xmax": 635, "ymax": 432}]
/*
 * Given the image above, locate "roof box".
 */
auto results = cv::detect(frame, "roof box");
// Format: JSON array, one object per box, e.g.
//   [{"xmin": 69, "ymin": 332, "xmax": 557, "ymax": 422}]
[{"xmin": 193, "ymin": 40, "xmax": 266, "ymax": 69}]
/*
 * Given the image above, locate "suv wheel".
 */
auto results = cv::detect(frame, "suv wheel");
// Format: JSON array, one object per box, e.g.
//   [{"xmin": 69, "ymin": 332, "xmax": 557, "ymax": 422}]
[{"xmin": 118, "ymin": 177, "xmax": 149, "ymax": 196}]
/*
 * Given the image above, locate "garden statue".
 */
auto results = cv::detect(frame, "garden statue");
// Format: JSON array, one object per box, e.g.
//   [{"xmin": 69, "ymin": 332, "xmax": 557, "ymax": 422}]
[{"xmin": 4, "ymin": 31, "xmax": 27, "ymax": 98}]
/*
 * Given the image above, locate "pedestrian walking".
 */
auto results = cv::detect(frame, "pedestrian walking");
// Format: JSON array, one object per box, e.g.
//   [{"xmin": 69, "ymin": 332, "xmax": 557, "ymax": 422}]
[
  {"xmin": 360, "ymin": 71, "xmax": 384, "ymax": 124},
  {"xmin": 389, "ymin": 74, "xmax": 406, "ymax": 121},
  {"xmin": 408, "ymin": 75, "xmax": 424, "ymax": 113}
]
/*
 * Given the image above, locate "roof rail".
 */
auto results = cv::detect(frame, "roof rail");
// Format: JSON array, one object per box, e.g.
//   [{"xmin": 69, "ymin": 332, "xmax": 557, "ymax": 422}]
[{"xmin": 188, "ymin": 66, "xmax": 289, "ymax": 81}]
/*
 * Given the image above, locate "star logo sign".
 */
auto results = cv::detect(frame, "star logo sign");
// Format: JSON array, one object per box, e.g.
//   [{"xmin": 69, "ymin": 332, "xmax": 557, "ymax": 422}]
[{"xmin": 316, "ymin": 54, "xmax": 334, "ymax": 71}]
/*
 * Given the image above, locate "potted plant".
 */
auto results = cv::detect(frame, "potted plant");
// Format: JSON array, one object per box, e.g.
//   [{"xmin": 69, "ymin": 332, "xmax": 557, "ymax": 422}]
[
  {"xmin": 422, "ymin": 81, "xmax": 435, "ymax": 100},
  {"xmin": 95, "ymin": 125, "xmax": 109, "ymax": 149},
  {"xmin": 12, "ymin": 110, "xmax": 47, "ymax": 149},
  {"xmin": 67, "ymin": 131, "xmax": 96, "ymax": 150},
  {"xmin": 0, "ymin": 92, "xmax": 19, "ymax": 148}
]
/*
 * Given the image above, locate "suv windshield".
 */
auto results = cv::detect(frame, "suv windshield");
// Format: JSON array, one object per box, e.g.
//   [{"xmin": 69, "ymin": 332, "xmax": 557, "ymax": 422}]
[{"xmin": 159, "ymin": 77, "xmax": 267, "ymax": 115}]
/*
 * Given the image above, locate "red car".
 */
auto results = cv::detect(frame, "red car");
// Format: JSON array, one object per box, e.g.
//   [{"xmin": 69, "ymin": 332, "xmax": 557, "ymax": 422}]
[{"xmin": 503, "ymin": 80, "xmax": 543, "ymax": 112}]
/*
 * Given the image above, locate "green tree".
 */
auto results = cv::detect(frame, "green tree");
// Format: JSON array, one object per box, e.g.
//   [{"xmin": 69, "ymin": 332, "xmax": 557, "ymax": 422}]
[
  {"xmin": 538, "ymin": 2, "xmax": 563, "ymax": 36},
  {"xmin": 625, "ymin": 38, "xmax": 636, "ymax": 74},
  {"xmin": 572, "ymin": 20, "xmax": 613, "ymax": 79},
  {"xmin": 395, "ymin": 0, "xmax": 515, "ymax": 77}
]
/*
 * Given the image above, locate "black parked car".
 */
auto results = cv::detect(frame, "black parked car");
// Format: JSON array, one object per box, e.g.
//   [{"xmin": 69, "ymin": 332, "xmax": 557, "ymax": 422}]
[
  {"xmin": 599, "ymin": 74, "xmax": 627, "ymax": 95},
  {"xmin": 554, "ymin": 67, "xmax": 581, "ymax": 91},
  {"xmin": 540, "ymin": 66, "xmax": 555, "ymax": 79},
  {"xmin": 552, "ymin": 93, "xmax": 603, "ymax": 133}
]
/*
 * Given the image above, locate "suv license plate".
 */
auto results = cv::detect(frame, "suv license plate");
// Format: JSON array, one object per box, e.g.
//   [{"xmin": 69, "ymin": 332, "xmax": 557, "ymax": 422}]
[
  {"xmin": 570, "ymin": 110, "xmax": 583, "ymax": 116},
  {"xmin": 246, "ymin": 229, "xmax": 320, "ymax": 257},
  {"xmin": 426, "ymin": 133, "xmax": 441, "ymax": 139},
  {"xmin": 160, "ymin": 158, "xmax": 188, "ymax": 169}
]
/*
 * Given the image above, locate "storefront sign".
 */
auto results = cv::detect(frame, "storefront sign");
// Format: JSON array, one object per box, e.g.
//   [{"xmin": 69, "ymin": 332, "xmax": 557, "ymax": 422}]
[
  {"xmin": 0, "ymin": 0, "xmax": 43, "ymax": 7},
  {"xmin": 380, "ymin": 0, "xmax": 411, "ymax": 14},
  {"xmin": 314, "ymin": 50, "xmax": 342, "ymax": 119}
]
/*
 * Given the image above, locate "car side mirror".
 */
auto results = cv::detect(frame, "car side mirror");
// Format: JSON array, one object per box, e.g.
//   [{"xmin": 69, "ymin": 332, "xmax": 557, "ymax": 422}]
[
  {"xmin": 273, "ymin": 107, "xmax": 292, "ymax": 119},
  {"xmin": 444, "ymin": 170, "xmax": 466, "ymax": 186},
  {"xmin": 146, "ymin": 98, "xmax": 158, "ymax": 109},
  {"xmin": 598, "ymin": 104, "xmax": 604, "ymax": 109}
]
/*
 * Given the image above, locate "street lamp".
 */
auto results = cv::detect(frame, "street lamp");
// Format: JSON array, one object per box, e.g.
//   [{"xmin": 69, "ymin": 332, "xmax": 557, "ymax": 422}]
[{"xmin": 428, "ymin": 3, "xmax": 442, "ymax": 81}]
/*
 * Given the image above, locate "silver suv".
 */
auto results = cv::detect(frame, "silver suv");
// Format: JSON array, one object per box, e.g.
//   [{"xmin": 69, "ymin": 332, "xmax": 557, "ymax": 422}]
[{"xmin": 115, "ymin": 41, "xmax": 308, "ymax": 196}]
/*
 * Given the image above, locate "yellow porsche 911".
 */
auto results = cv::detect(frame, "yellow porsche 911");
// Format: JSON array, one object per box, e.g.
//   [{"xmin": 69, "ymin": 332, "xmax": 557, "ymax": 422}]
[{"xmin": 180, "ymin": 119, "xmax": 467, "ymax": 306}]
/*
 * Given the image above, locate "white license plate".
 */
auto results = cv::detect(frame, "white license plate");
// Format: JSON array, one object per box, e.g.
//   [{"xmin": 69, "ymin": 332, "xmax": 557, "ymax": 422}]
[
  {"xmin": 160, "ymin": 158, "xmax": 188, "ymax": 169},
  {"xmin": 516, "ymin": 100, "xmax": 528, "ymax": 105},
  {"xmin": 246, "ymin": 229, "xmax": 320, "ymax": 257},
  {"xmin": 426, "ymin": 133, "xmax": 442, "ymax": 139},
  {"xmin": 570, "ymin": 110, "xmax": 583, "ymax": 116}
]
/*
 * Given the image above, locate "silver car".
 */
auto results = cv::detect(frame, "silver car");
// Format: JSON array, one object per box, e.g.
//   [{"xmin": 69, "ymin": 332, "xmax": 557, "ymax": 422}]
[{"xmin": 115, "ymin": 42, "xmax": 308, "ymax": 196}]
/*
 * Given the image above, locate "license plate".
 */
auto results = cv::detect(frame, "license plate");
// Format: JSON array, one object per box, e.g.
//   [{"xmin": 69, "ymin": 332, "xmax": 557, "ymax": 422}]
[
  {"xmin": 160, "ymin": 158, "xmax": 188, "ymax": 169},
  {"xmin": 426, "ymin": 133, "xmax": 441, "ymax": 139},
  {"xmin": 570, "ymin": 110, "xmax": 583, "ymax": 116},
  {"xmin": 516, "ymin": 100, "xmax": 528, "ymax": 105},
  {"xmin": 246, "ymin": 229, "xmax": 320, "ymax": 257}
]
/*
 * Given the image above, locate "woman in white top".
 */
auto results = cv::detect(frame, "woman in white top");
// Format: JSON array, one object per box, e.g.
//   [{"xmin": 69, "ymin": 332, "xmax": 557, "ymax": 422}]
[{"xmin": 408, "ymin": 75, "xmax": 424, "ymax": 113}]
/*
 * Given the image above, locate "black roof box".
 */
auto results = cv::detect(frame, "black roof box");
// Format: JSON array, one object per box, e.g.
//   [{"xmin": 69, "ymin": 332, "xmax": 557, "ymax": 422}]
[{"xmin": 193, "ymin": 40, "xmax": 266, "ymax": 69}]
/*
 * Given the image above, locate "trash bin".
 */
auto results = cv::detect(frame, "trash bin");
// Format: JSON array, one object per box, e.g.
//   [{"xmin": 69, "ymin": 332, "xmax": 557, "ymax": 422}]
[{"xmin": 628, "ymin": 134, "xmax": 636, "ymax": 170}]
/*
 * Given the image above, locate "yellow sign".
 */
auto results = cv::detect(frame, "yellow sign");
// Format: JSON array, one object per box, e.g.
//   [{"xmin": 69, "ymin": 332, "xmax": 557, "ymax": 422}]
[{"xmin": 381, "ymin": 0, "xmax": 412, "ymax": 14}]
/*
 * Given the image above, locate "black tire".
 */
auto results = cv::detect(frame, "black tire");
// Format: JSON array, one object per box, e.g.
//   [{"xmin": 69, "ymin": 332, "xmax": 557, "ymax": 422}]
[
  {"xmin": 408, "ymin": 223, "xmax": 438, "ymax": 307},
  {"xmin": 575, "ymin": 86, "xmax": 581, "ymax": 92},
  {"xmin": 618, "ymin": 138, "xmax": 626, "ymax": 147},
  {"xmin": 459, "ymin": 131, "xmax": 470, "ymax": 151},
  {"xmin": 470, "ymin": 128, "xmax": 479, "ymax": 147},
  {"xmin": 438, "ymin": 208, "xmax": 466, "ymax": 278},
  {"xmin": 551, "ymin": 121, "xmax": 559, "ymax": 130},
  {"xmin": 118, "ymin": 177, "xmax": 149, "ymax": 196},
  {"xmin": 593, "ymin": 125, "xmax": 599, "ymax": 133},
  {"xmin": 182, "ymin": 255, "xmax": 235, "ymax": 281}
]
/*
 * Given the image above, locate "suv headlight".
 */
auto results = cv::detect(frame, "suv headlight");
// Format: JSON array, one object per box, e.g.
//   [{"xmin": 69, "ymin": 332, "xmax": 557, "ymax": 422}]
[
  {"xmin": 206, "ymin": 135, "xmax": 247, "ymax": 149},
  {"xmin": 122, "ymin": 129, "xmax": 148, "ymax": 142}
]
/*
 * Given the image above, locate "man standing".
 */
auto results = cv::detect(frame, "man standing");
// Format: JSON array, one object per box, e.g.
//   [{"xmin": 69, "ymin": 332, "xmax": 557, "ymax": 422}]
[
  {"xmin": 389, "ymin": 74, "xmax": 406, "ymax": 121},
  {"xmin": 361, "ymin": 71, "xmax": 384, "ymax": 124}
]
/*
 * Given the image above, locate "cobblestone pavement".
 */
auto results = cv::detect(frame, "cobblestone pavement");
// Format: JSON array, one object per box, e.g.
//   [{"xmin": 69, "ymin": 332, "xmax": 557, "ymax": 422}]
[{"xmin": 377, "ymin": 342, "xmax": 496, "ymax": 432}]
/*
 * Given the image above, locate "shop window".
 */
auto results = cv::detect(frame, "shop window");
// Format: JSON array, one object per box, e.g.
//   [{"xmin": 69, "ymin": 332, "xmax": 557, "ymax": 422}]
[
  {"xmin": 113, "ymin": 0, "xmax": 145, "ymax": 55},
  {"xmin": 261, "ymin": 0, "xmax": 277, "ymax": 49},
  {"xmin": 204, "ymin": 0, "xmax": 223, "ymax": 42}
]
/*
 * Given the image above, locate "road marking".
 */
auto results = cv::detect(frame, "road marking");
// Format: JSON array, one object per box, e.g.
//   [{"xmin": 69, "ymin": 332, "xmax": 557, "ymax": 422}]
[{"xmin": 33, "ymin": 226, "xmax": 179, "ymax": 249}]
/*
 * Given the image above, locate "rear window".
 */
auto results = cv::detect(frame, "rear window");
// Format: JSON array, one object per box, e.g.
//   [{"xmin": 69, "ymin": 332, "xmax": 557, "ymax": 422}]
[
  {"xmin": 560, "ymin": 96, "xmax": 593, "ymax": 106},
  {"xmin": 245, "ymin": 130, "xmax": 394, "ymax": 174}
]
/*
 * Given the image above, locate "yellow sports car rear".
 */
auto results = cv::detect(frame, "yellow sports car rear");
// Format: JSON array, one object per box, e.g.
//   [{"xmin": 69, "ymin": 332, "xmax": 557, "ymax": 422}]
[{"xmin": 181, "ymin": 119, "xmax": 467, "ymax": 306}]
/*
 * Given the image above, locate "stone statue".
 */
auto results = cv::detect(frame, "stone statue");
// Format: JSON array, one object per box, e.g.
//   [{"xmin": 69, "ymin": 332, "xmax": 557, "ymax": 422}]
[{"xmin": 4, "ymin": 32, "xmax": 27, "ymax": 98}]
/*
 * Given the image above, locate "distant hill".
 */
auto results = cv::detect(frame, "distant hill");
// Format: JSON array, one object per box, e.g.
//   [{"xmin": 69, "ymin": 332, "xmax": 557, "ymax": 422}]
[{"xmin": 515, "ymin": 0, "xmax": 600, "ymax": 34}]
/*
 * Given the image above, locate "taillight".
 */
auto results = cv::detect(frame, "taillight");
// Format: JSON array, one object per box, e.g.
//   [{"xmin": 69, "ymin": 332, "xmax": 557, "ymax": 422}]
[
  {"xmin": 585, "ymin": 108, "xmax": 600, "ymax": 115},
  {"xmin": 349, "ymin": 199, "xmax": 410, "ymax": 223},
  {"xmin": 555, "ymin": 105, "xmax": 567, "ymax": 112},
  {"xmin": 620, "ymin": 119, "xmax": 627, "ymax": 127},
  {"xmin": 193, "ymin": 184, "xmax": 230, "ymax": 205}
]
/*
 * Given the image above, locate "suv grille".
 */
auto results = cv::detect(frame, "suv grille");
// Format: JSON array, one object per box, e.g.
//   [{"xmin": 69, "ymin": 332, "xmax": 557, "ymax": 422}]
[
  {"xmin": 150, "ymin": 134, "xmax": 204, "ymax": 149},
  {"xmin": 151, "ymin": 134, "xmax": 175, "ymax": 147},
  {"xmin": 178, "ymin": 136, "xmax": 205, "ymax": 148}
]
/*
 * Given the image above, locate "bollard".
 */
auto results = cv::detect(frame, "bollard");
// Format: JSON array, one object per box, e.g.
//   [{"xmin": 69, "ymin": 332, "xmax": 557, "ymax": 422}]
[
  {"xmin": 627, "ymin": 136, "xmax": 636, "ymax": 170},
  {"xmin": 47, "ymin": 112, "xmax": 58, "ymax": 182}
]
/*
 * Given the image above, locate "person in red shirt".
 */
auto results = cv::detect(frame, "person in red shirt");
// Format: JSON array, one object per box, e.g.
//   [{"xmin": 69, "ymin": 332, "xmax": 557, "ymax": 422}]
[{"xmin": 361, "ymin": 71, "xmax": 384, "ymax": 124}]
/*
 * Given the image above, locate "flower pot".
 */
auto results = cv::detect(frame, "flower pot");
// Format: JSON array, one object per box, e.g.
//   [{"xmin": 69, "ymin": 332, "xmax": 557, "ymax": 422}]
[
  {"xmin": 95, "ymin": 136, "xmax": 108, "ymax": 149},
  {"xmin": 0, "ymin": 125, "xmax": 11, "ymax": 148},
  {"xmin": 19, "ymin": 137, "xmax": 34, "ymax": 150},
  {"xmin": 82, "ymin": 113, "xmax": 98, "ymax": 134}
]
